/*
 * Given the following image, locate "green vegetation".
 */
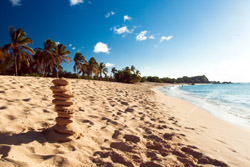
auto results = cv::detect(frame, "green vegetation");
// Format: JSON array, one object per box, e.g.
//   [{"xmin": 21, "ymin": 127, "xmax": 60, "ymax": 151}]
[
  {"xmin": 1, "ymin": 27, "xmax": 227, "ymax": 85},
  {"xmin": 113, "ymin": 66, "xmax": 141, "ymax": 83},
  {"xmin": 3, "ymin": 27, "xmax": 35, "ymax": 76},
  {"xmin": 143, "ymin": 75, "xmax": 210, "ymax": 84},
  {"xmin": 0, "ymin": 27, "xmax": 141, "ymax": 83}
]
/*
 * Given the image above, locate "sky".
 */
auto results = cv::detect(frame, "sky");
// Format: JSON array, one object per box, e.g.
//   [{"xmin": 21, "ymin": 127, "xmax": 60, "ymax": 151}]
[{"xmin": 0, "ymin": 0, "xmax": 250, "ymax": 82}]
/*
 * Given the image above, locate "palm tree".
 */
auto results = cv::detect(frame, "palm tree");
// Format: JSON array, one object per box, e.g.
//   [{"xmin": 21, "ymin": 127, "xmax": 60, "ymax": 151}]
[
  {"xmin": 131, "ymin": 65, "xmax": 135, "ymax": 74},
  {"xmin": 33, "ymin": 39, "xmax": 57, "ymax": 76},
  {"xmin": 3, "ymin": 27, "xmax": 35, "ymax": 76},
  {"xmin": 103, "ymin": 66, "xmax": 108, "ymax": 78},
  {"xmin": 87, "ymin": 57, "xmax": 99, "ymax": 79},
  {"xmin": 111, "ymin": 67, "xmax": 117, "ymax": 78},
  {"xmin": 98, "ymin": 62, "xmax": 107, "ymax": 79},
  {"xmin": 34, "ymin": 39, "xmax": 56, "ymax": 76},
  {"xmin": 81, "ymin": 62, "xmax": 88, "ymax": 77},
  {"xmin": 43, "ymin": 39, "xmax": 57, "ymax": 76},
  {"xmin": 0, "ymin": 46, "xmax": 13, "ymax": 74},
  {"xmin": 124, "ymin": 66, "xmax": 130, "ymax": 72},
  {"xmin": 0, "ymin": 47, "xmax": 4, "ymax": 60},
  {"xmin": 135, "ymin": 70, "xmax": 141, "ymax": 76},
  {"xmin": 53, "ymin": 44, "xmax": 72, "ymax": 78},
  {"xmin": 73, "ymin": 52, "xmax": 86, "ymax": 75}
]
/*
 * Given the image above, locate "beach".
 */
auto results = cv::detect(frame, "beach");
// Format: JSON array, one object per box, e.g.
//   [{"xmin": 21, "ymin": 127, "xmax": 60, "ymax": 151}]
[{"xmin": 0, "ymin": 76, "xmax": 250, "ymax": 167}]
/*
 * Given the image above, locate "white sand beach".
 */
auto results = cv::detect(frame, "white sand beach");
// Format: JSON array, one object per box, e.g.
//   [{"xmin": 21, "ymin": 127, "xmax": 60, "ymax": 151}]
[{"xmin": 0, "ymin": 76, "xmax": 249, "ymax": 167}]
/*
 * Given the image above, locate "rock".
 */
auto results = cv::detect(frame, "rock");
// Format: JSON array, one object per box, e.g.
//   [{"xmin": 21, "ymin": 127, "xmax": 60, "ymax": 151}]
[
  {"xmin": 55, "ymin": 106, "xmax": 74, "ymax": 112},
  {"xmin": 52, "ymin": 78, "xmax": 69, "ymax": 86},
  {"xmin": 53, "ymin": 95, "xmax": 72, "ymax": 100},
  {"xmin": 50, "ymin": 86, "xmax": 69, "ymax": 93},
  {"xmin": 53, "ymin": 93, "xmax": 74, "ymax": 98},
  {"xmin": 57, "ymin": 112, "xmax": 74, "ymax": 118},
  {"xmin": 52, "ymin": 99, "xmax": 73, "ymax": 106},
  {"xmin": 54, "ymin": 124, "xmax": 75, "ymax": 135},
  {"xmin": 56, "ymin": 110, "xmax": 74, "ymax": 115},
  {"xmin": 56, "ymin": 117, "xmax": 73, "ymax": 126},
  {"xmin": 50, "ymin": 78, "xmax": 81, "ymax": 141}
]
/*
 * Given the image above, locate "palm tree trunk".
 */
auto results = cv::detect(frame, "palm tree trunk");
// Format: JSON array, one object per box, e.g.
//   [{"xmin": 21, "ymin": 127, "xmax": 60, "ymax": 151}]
[
  {"xmin": 43, "ymin": 69, "xmax": 46, "ymax": 77},
  {"xmin": 14, "ymin": 54, "xmax": 18, "ymax": 76},
  {"xmin": 56, "ymin": 65, "xmax": 59, "ymax": 78}
]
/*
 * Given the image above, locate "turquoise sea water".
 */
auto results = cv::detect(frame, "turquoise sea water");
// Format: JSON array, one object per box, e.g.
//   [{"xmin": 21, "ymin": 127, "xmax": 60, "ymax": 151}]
[{"xmin": 160, "ymin": 84, "xmax": 250, "ymax": 129}]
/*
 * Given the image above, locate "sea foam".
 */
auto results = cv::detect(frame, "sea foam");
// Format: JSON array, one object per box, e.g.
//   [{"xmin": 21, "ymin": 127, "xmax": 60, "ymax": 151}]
[{"xmin": 160, "ymin": 84, "xmax": 250, "ymax": 129}]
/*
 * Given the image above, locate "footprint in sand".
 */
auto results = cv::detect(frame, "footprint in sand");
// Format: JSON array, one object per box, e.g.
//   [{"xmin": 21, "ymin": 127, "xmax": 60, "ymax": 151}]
[
  {"xmin": 123, "ymin": 134, "xmax": 140, "ymax": 143},
  {"xmin": 22, "ymin": 98, "xmax": 31, "ymax": 102},
  {"xmin": 140, "ymin": 162, "xmax": 162, "ymax": 167},
  {"xmin": 121, "ymin": 101, "xmax": 129, "ymax": 106},
  {"xmin": 110, "ymin": 151, "xmax": 134, "ymax": 167},
  {"xmin": 5, "ymin": 114, "xmax": 17, "ymax": 120},
  {"xmin": 43, "ymin": 109, "xmax": 50, "ymax": 113},
  {"xmin": 185, "ymin": 127, "xmax": 195, "ymax": 130},
  {"xmin": 82, "ymin": 119, "xmax": 94, "ymax": 128},
  {"xmin": 0, "ymin": 145, "xmax": 11, "ymax": 158},
  {"xmin": 112, "ymin": 130, "xmax": 121, "ymax": 139},
  {"xmin": 110, "ymin": 142, "xmax": 135, "ymax": 153},
  {"xmin": 0, "ymin": 106, "xmax": 7, "ymax": 110},
  {"xmin": 125, "ymin": 107, "xmax": 134, "ymax": 113}
]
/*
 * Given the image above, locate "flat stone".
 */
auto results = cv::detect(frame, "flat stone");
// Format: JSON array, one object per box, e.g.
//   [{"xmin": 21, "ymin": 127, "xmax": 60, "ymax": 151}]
[
  {"xmin": 56, "ymin": 117, "xmax": 73, "ymax": 126},
  {"xmin": 53, "ymin": 95, "xmax": 72, "ymax": 100},
  {"xmin": 52, "ymin": 99, "xmax": 73, "ymax": 106},
  {"xmin": 54, "ymin": 124, "xmax": 75, "ymax": 135},
  {"xmin": 53, "ymin": 92, "xmax": 74, "ymax": 98},
  {"xmin": 52, "ymin": 78, "xmax": 69, "ymax": 86},
  {"xmin": 55, "ymin": 106, "xmax": 74, "ymax": 113},
  {"xmin": 56, "ymin": 109, "xmax": 74, "ymax": 115},
  {"xmin": 57, "ymin": 112, "xmax": 73, "ymax": 118},
  {"xmin": 50, "ymin": 86, "xmax": 69, "ymax": 93}
]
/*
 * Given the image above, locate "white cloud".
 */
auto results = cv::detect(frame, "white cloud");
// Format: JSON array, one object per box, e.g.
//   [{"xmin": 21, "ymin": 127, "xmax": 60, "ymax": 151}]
[
  {"xmin": 136, "ymin": 31, "xmax": 148, "ymax": 41},
  {"xmin": 9, "ymin": 0, "xmax": 21, "ymax": 6},
  {"xmin": 72, "ymin": 47, "xmax": 76, "ymax": 50},
  {"xmin": 55, "ymin": 41, "xmax": 60, "ymax": 46},
  {"xmin": 94, "ymin": 42, "xmax": 110, "ymax": 54},
  {"xmin": 124, "ymin": 15, "xmax": 132, "ymax": 22},
  {"xmin": 105, "ymin": 11, "xmax": 115, "ymax": 18},
  {"xmin": 70, "ymin": 0, "xmax": 83, "ymax": 6},
  {"xmin": 113, "ymin": 26, "xmax": 130, "ymax": 34},
  {"xmin": 69, "ymin": 44, "xmax": 72, "ymax": 47},
  {"xmin": 160, "ymin": 35, "xmax": 173, "ymax": 42},
  {"xmin": 106, "ymin": 63, "xmax": 114, "ymax": 67},
  {"xmin": 149, "ymin": 35, "xmax": 155, "ymax": 39}
]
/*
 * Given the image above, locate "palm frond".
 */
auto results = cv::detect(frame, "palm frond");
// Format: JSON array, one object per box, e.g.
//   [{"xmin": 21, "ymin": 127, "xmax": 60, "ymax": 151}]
[{"xmin": 22, "ymin": 45, "xmax": 35, "ymax": 55}]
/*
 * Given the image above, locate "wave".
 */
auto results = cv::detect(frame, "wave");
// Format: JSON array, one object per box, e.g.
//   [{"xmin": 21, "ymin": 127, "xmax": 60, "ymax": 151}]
[{"xmin": 160, "ymin": 85, "xmax": 250, "ymax": 129}]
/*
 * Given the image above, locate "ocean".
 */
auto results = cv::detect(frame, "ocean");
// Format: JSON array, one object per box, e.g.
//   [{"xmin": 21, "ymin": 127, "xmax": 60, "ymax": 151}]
[{"xmin": 160, "ymin": 83, "xmax": 250, "ymax": 129}]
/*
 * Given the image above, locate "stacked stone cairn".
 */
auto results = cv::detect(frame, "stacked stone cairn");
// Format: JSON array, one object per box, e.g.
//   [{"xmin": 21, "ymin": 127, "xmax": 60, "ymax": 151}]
[{"xmin": 50, "ymin": 78, "xmax": 79, "ymax": 142}]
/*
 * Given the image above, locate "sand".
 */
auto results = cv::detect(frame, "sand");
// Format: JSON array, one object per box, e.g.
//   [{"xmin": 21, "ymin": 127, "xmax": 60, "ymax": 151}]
[{"xmin": 0, "ymin": 76, "xmax": 249, "ymax": 167}]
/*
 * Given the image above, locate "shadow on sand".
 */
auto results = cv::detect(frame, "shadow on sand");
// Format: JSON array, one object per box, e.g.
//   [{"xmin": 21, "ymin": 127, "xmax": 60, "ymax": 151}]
[{"xmin": 0, "ymin": 126, "xmax": 73, "ymax": 158}]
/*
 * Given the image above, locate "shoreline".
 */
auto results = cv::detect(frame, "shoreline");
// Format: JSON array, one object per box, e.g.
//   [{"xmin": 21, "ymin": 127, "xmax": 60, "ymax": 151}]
[
  {"xmin": 157, "ymin": 84, "xmax": 250, "ymax": 131},
  {"xmin": 153, "ymin": 86, "xmax": 250, "ymax": 166}
]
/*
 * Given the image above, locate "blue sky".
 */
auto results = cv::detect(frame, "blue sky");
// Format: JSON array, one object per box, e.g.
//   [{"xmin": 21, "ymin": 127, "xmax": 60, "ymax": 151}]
[{"xmin": 0, "ymin": 0, "xmax": 250, "ymax": 82}]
